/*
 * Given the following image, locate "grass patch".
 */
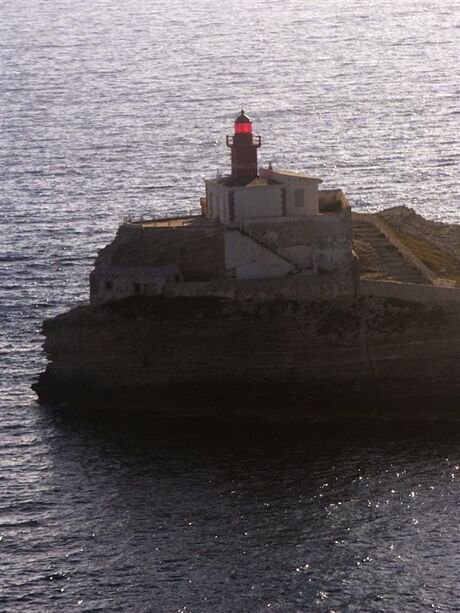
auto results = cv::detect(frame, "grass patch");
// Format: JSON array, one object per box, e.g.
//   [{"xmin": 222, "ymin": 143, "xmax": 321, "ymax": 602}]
[{"xmin": 387, "ymin": 228, "xmax": 460, "ymax": 287}]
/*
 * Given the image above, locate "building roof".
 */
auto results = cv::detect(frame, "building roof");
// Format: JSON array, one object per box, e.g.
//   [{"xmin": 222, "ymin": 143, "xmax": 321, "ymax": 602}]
[
  {"xmin": 208, "ymin": 175, "xmax": 282, "ymax": 188},
  {"xmin": 260, "ymin": 167, "xmax": 323, "ymax": 182},
  {"xmin": 234, "ymin": 109, "xmax": 252, "ymax": 124}
]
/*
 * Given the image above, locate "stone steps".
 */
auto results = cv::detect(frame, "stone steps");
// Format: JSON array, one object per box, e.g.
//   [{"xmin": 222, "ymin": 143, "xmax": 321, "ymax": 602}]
[
  {"xmin": 352, "ymin": 220, "xmax": 427, "ymax": 284},
  {"xmin": 233, "ymin": 224, "xmax": 306, "ymax": 273}
]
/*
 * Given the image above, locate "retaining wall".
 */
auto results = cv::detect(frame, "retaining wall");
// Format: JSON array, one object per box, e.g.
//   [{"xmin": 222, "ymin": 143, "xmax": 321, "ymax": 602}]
[
  {"xmin": 162, "ymin": 273, "xmax": 355, "ymax": 302},
  {"xmin": 359, "ymin": 279, "xmax": 460, "ymax": 304}
]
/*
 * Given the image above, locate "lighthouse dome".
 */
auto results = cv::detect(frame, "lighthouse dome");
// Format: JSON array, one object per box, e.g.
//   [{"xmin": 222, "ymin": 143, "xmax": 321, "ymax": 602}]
[
  {"xmin": 234, "ymin": 110, "xmax": 252, "ymax": 134},
  {"xmin": 235, "ymin": 109, "xmax": 251, "ymax": 124}
]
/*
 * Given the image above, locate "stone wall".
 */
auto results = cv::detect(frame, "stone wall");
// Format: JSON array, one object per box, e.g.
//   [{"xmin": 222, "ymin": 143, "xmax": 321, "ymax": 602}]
[
  {"xmin": 224, "ymin": 230, "xmax": 295, "ymax": 279},
  {"xmin": 96, "ymin": 219, "xmax": 226, "ymax": 282},
  {"xmin": 359, "ymin": 279, "xmax": 460, "ymax": 304},
  {"xmin": 235, "ymin": 209, "xmax": 353, "ymax": 274},
  {"xmin": 92, "ymin": 205, "xmax": 354, "ymax": 303},
  {"xmin": 160, "ymin": 272, "xmax": 355, "ymax": 302},
  {"xmin": 90, "ymin": 265, "xmax": 180, "ymax": 305}
]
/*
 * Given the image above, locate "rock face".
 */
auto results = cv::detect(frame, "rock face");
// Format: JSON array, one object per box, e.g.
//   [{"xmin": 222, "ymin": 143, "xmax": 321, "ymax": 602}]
[
  {"xmin": 34, "ymin": 295, "xmax": 460, "ymax": 419},
  {"xmin": 34, "ymin": 207, "xmax": 460, "ymax": 419}
]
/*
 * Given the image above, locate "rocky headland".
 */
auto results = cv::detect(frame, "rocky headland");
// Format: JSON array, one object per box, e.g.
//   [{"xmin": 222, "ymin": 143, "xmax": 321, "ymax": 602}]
[{"xmin": 33, "ymin": 207, "xmax": 460, "ymax": 420}]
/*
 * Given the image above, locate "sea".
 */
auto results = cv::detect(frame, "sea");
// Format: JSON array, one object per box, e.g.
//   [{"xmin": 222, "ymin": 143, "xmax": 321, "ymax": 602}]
[{"xmin": 1, "ymin": 0, "xmax": 460, "ymax": 610}]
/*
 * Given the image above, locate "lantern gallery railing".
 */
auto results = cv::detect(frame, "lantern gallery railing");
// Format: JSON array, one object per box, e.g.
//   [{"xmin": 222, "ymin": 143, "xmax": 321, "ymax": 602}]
[{"xmin": 225, "ymin": 135, "xmax": 261, "ymax": 147}]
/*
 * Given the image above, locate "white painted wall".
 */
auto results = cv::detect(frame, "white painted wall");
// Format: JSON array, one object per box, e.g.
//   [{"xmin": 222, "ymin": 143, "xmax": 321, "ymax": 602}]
[
  {"xmin": 280, "ymin": 245, "xmax": 313, "ymax": 268},
  {"xmin": 205, "ymin": 180, "xmax": 285, "ymax": 224},
  {"xmin": 206, "ymin": 183, "xmax": 217, "ymax": 219},
  {"xmin": 316, "ymin": 246, "xmax": 351, "ymax": 272},
  {"xmin": 205, "ymin": 173, "xmax": 321, "ymax": 224},
  {"xmin": 259, "ymin": 167, "xmax": 321, "ymax": 216},
  {"xmin": 237, "ymin": 214, "xmax": 352, "ymax": 274},
  {"xmin": 225, "ymin": 230, "xmax": 293, "ymax": 279},
  {"xmin": 283, "ymin": 180, "xmax": 318, "ymax": 216},
  {"xmin": 206, "ymin": 182, "xmax": 228, "ymax": 221},
  {"xmin": 234, "ymin": 186, "xmax": 282, "ymax": 221},
  {"xmin": 218, "ymin": 189, "xmax": 226, "ymax": 221},
  {"xmin": 203, "ymin": 170, "xmax": 352, "ymax": 280}
]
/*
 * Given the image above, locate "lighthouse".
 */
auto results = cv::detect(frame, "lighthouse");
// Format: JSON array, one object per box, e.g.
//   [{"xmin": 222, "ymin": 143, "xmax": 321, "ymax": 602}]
[
  {"xmin": 203, "ymin": 110, "xmax": 322, "ymax": 225},
  {"xmin": 88, "ymin": 109, "xmax": 353, "ymax": 306},
  {"xmin": 226, "ymin": 110, "xmax": 261, "ymax": 178}
]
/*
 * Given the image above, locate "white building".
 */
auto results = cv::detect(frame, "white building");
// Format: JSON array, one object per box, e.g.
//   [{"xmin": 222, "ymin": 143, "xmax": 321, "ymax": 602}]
[
  {"xmin": 201, "ymin": 110, "xmax": 351, "ymax": 280},
  {"xmin": 204, "ymin": 166, "xmax": 322, "ymax": 224},
  {"xmin": 90, "ymin": 110, "xmax": 353, "ymax": 304}
]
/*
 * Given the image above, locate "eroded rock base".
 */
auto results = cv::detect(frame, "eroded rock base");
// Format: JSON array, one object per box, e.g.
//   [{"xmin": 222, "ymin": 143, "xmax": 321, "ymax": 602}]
[{"xmin": 34, "ymin": 295, "xmax": 460, "ymax": 420}]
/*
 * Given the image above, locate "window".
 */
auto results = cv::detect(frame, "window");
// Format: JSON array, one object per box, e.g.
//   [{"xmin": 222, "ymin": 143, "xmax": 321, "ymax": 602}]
[
  {"xmin": 294, "ymin": 189, "xmax": 304, "ymax": 208},
  {"xmin": 134, "ymin": 283, "xmax": 141, "ymax": 293},
  {"xmin": 105, "ymin": 281, "xmax": 112, "ymax": 290}
]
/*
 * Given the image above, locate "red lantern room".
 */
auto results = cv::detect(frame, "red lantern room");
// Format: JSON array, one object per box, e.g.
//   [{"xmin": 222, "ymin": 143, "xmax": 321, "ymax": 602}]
[
  {"xmin": 234, "ymin": 111, "xmax": 253, "ymax": 134},
  {"xmin": 226, "ymin": 110, "xmax": 261, "ymax": 178}
]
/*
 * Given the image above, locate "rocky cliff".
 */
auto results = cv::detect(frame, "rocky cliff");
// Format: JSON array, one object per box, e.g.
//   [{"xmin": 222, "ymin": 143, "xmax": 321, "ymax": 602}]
[{"xmin": 34, "ymin": 294, "xmax": 460, "ymax": 419}]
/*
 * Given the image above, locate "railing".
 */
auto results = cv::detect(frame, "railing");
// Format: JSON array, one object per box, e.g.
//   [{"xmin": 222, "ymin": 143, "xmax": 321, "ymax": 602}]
[
  {"xmin": 123, "ymin": 209, "xmax": 200, "ymax": 224},
  {"xmin": 226, "ymin": 135, "xmax": 261, "ymax": 147},
  {"xmin": 233, "ymin": 223, "xmax": 314, "ymax": 274}
]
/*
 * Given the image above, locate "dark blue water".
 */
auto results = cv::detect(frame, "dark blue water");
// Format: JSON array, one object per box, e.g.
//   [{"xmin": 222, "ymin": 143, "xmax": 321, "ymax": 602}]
[{"xmin": 1, "ymin": 0, "xmax": 460, "ymax": 610}]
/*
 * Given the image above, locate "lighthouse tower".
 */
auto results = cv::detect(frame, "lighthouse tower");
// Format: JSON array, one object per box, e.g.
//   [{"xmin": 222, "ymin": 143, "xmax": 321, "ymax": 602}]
[
  {"xmin": 226, "ymin": 110, "xmax": 261, "ymax": 178},
  {"xmin": 203, "ymin": 110, "xmax": 322, "ymax": 226}
]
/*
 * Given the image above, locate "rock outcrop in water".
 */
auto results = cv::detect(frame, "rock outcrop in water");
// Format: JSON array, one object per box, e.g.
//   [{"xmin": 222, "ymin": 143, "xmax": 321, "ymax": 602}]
[
  {"xmin": 33, "ymin": 208, "xmax": 460, "ymax": 419},
  {"xmin": 34, "ymin": 293, "xmax": 460, "ymax": 419}
]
